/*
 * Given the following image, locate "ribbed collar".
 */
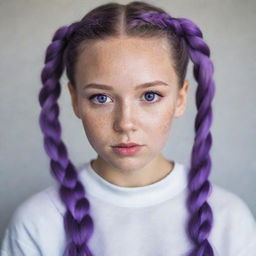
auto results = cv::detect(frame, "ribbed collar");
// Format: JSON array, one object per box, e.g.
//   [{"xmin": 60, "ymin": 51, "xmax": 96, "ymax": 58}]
[{"xmin": 78, "ymin": 159, "xmax": 188, "ymax": 208}]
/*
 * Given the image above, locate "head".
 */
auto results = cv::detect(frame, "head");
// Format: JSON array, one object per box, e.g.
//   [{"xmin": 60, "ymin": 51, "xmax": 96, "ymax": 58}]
[{"xmin": 39, "ymin": 1, "xmax": 215, "ymax": 255}]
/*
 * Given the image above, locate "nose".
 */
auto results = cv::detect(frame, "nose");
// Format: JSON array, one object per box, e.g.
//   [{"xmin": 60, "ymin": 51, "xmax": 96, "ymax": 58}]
[{"xmin": 113, "ymin": 100, "xmax": 137, "ymax": 132}]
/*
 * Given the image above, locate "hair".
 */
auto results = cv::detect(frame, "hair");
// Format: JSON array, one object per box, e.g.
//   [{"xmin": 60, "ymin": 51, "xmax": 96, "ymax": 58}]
[{"xmin": 39, "ymin": 1, "xmax": 215, "ymax": 255}]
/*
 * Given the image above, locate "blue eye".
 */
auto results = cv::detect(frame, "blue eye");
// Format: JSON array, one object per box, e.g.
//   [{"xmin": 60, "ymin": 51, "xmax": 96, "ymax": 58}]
[
  {"xmin": 88, "ymin": 91, "xmax": 163, "ymax": 105},
  {"xmin": 89, "ymin": 94, "xmax": 109, "ymax": 104},
  {"xmin": 143, "ymin": 91, "xmax": 162, "ymax": 102}
]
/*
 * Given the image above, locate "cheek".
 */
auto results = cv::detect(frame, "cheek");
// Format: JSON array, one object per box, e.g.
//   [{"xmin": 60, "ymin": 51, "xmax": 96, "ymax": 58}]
[
  {"xmin": 141, "ymin": 110, "xmax": 173, "ymax": 155},
  {"xmin": 80, "ymin": 111, "xmax": 109, "ymax": 144},
  {"xmin": 155, "ymin": 112, "xmax": 173, "ymax": 135},
  {"xmin": 149, "ymin": 102, "xmax": 174, "ymax": 129}
]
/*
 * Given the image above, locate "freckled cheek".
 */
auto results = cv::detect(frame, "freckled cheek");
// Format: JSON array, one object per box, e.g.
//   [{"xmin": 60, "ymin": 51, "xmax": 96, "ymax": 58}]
[
  {"xmin": 151, "ymin": 111, "xmax": 173, "ymax": 138},
  {"xmin": 80, "ymin": 113, "xmax": 110, "ymax": 144},
  {"xmin": 82, "ymin": 117, "xmax": 105, "ymax": 133}
]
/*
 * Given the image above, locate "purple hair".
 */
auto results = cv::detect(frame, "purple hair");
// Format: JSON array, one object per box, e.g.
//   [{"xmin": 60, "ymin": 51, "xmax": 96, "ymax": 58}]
[{"xmin": 38, "ymin": 1, "xmax": 215, "ymax": 255}]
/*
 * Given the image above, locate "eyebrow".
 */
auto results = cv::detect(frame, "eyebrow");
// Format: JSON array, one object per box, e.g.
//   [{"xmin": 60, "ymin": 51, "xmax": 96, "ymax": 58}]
[{"xmin": 82, "ymin": 80, "xmax": 169, "ymax": 91}]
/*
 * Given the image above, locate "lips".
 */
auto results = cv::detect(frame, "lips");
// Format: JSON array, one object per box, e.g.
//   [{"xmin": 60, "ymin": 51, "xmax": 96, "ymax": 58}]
[
  {"xmin": 112, "ymin": 145, "xmax": 143, "ymax": 156},
  {"xmin": 113, "ymin": 142, "xmax": 140, "ymax": 148}
]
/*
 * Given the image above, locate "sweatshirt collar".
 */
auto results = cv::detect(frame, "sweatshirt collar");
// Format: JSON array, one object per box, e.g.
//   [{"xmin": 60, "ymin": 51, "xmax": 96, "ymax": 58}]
[{"xmin": 78, "ymin": 159, "xmax": 188, "ymax": 208}]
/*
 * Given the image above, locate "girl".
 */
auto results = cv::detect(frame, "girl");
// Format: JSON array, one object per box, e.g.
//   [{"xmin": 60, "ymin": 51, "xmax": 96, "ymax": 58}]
[{"xmin": 1, "ymin": 1, "xmax": 256, "ymax": 256}]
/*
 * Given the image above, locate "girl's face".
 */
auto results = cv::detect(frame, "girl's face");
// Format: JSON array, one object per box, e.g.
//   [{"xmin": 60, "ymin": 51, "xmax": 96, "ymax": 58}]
[{"xmin": 68, "ymin": 36, "xmax": 189, "ymax": 179}]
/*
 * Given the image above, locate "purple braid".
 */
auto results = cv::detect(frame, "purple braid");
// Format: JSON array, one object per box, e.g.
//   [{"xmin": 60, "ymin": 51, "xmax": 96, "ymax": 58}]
[
  {"xmin": 39, "ymin": 21, "xmax": 94, "ymax": 256},
  {"xmin": 38, "ymin": 2, "xmax": 216, "ymax": 256},
  {"xmin": 132, "ymin": 13, "xmax": 215, "ymax": 255}
]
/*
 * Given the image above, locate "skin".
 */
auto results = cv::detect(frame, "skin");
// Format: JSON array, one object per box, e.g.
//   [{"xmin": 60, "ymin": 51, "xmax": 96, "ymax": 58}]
[{"xmin": 67, "ymin": 36, "xmax": 189, "ymax": 187}]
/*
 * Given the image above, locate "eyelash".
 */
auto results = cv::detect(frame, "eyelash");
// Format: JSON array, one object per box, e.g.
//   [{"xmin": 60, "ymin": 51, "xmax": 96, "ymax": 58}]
[{"xmin": 88, "ymin": 90, "xmax": 164, "ymax": 105}]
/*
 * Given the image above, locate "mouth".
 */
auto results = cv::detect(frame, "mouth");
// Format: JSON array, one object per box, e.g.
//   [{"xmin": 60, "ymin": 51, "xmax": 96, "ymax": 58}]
[
  {"xmin": 112, "ymin": 142, "xmax": 141, "ymax": 148},
  {"xmin": 111, "ymin": 145, "xmax": 143, "ymax": 156},
  {"xmin": 113, "ymin": 145, "xmax": 138, "ymax": 148}
]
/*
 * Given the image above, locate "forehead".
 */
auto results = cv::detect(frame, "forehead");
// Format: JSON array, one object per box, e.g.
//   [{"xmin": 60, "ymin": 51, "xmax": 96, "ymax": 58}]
[{"xmin": 75, "ymin": 36, "xmax": 178, "ymax": 89}]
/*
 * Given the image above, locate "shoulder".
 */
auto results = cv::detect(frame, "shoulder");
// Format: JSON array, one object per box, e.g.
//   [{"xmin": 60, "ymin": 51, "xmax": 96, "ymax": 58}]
[
  {"xmin": 209, "ymin": 183, "xmax": 255, "ymax": 222},
  {"xmin": 5, "ymin": 184, "xmax": 66, "ymax": 239},
  {"xmin": 11, "ymin": 184, "xmax": 63, "ymax": 225},
  {"xmin": 1, "ymin": 184, "xmax": 63, "ymax": 255},
  {"xmin": 11, "ymin": 163, "xmax": 89, "ymax": 222},
  {"xmin": 208, "ymin": 183, "xmax": 256, "ymax": 255}
]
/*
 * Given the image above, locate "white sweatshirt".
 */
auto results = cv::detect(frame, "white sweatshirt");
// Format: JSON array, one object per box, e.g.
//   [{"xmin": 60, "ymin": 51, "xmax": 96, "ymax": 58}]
[{"xmin": 1, "ymin": 160, "xmax": 256, "ymax": 256}]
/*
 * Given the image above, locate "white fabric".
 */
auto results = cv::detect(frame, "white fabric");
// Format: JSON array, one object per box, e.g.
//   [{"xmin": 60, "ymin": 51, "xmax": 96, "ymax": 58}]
[{"xmin": 1, "ymin": 160, "xmax": 256, "ymax": 256}]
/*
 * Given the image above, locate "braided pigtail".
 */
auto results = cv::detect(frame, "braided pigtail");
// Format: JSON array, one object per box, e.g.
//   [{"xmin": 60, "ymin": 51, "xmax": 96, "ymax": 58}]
[
  {"xmin": 38, "ymin": 22, "xmax": 94, "ymax": 256},
  {"xmin": 132, "ymin": 13, "xmax": 216, "ymax": 256},
  {"xmin": 178, "ymin": 18, "xmax": 215, "ymax": 256}
]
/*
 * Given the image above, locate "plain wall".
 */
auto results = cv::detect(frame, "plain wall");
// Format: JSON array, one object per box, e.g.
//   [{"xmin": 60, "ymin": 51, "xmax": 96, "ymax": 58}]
[{"xmin": 1, "ymin": 0, "xmax": 256, "ymax": 243}]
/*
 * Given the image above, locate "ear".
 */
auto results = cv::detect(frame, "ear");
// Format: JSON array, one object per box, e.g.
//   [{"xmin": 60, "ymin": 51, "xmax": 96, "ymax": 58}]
[
  {"xmin": 173, "ymin": 80, "xmax": 189, "ymax": 118},
  {"xmin": 67, "ymin": 81, "xmax": 81, "ymax": 119}
]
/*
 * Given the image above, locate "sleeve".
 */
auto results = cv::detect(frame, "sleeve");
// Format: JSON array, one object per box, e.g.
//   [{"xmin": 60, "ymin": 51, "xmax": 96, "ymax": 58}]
[
  {"xmin": 228, "ymin": 195, "xmax": 256, "ymax": 255},
  {"xmin": 237, "ymin": 237, "xmax": 256, "ymax": 256},
  {"xmin": 0, "ymin": 203, "xmax": 43, "ymax": 256},
  {"xmin": 1, "ymin": 229, "xmax": 40, "ymax": 256}
]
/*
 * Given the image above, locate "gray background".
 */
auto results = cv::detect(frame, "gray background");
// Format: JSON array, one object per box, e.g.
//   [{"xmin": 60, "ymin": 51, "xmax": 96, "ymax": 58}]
[{"xmin": 1, "ymin": 0, "xmax": 256, "ymax": 244}]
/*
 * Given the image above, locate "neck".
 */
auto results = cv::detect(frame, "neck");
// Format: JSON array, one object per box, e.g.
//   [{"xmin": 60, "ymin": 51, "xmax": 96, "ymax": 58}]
[{"xmin": 91, "ymin": 154, "xmax": 174, "ymax": 187}]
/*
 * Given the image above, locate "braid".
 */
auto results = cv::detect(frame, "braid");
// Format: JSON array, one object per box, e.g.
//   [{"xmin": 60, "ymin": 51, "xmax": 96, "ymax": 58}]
[
  {"xmin": 132, "ymin": 13, "xmax": 215, "ymax": 256},
  {"xmin": 38, "ymin": 21, "xmax": 94, "ymax": 256}
]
